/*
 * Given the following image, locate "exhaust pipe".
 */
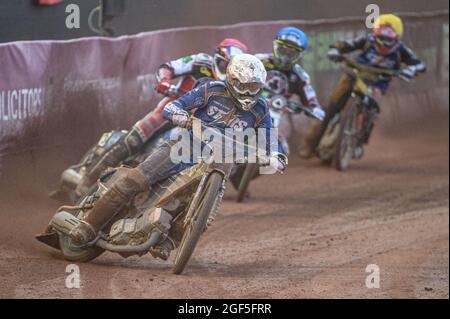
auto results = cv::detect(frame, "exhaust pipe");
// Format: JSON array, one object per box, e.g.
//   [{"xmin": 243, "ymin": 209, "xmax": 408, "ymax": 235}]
[
  {"xmin": 51, "ymin": 211, "xmax": 162, "ymax": 254},
  {"xmin": 96, "ymin": 232, "xmax": 161, "ymax": 254}
]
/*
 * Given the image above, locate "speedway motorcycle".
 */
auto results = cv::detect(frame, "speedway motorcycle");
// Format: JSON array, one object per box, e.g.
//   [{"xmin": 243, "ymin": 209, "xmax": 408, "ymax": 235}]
[
  {"xmin": 49, "ymin": 75, "xmax": 196, "ymax": 204},
  {"xmin": 37, "ymin": 119, "xmax": 278, "ymax": 274},
  {"xmin": 235, "ymin": 92, "xmax": 321, "ymax": 202},
  {"xmin": 317, "ymin": 56, "xmax": 408, "ymax": 171}
]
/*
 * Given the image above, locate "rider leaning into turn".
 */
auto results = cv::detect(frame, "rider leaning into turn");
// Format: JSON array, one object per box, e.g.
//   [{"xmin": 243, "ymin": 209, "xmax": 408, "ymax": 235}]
[
  {"xmin": 256, "ymin": 27, "xmax": 325, "ymax": 123},
  {"xmin": 227, "ymin": 27, "xmax": 324, "ymax": 191},
  {"xmin": 68, "ymin": 54, "xmax": 287, "ymax": 260},
  {"xmin": 301, "ymin": 14, "xmax": 426, "ymax": 158},
  {"xmin": 75, "ymin": 38, "xmax": 248, "ymax": 196}
]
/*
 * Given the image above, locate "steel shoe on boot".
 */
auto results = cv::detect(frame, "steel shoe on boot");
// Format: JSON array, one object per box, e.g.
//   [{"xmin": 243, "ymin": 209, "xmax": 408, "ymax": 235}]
[{"xmin": 69, "ymin": 168, "xmax": 149, "ymax": 245}]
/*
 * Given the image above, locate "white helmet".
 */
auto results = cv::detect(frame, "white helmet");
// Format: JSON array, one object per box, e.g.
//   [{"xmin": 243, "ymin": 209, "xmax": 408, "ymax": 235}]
[{"xmin": 226, "ymin": 53, "xmax": 267, "ymax": 111}]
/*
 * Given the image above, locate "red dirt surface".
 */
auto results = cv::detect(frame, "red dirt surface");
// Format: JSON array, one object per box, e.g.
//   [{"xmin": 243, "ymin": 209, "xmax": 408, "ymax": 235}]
[{"xmin": 0, "ymin": 116, "xmax": 448, "ymax": 298}]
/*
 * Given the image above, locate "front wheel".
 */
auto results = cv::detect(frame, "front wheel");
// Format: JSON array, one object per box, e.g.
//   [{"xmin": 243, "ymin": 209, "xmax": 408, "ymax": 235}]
[
  {"xmin": 335, "ymin": 100, "xmax": 359, "ymax": 171},
  {"xmin": 173, "ymin": 172, "xmax": 224, "ymax": 274}
]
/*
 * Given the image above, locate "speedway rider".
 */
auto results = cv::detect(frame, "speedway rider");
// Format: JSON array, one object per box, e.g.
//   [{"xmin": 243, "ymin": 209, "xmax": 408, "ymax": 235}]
[
  {"xmin": 75, "ymin": 39, "xmax": 248, "ymax": 196},
  {"xmin": 256, "ymin": 27, "xmax": 325, "ymax": 130},
  {"xmin": 227, "ymin": 27, "xmax": 324, "ymax": 190},
  {"xmin": 68, "ymin": 54, "xmax": 287, "ymax": 260},
  {"xmin": 301, "ymin": 14, "xmax": 426, "ymax": 158}
]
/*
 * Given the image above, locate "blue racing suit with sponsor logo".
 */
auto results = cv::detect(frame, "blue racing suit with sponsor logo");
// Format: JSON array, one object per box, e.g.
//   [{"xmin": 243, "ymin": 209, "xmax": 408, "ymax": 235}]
[{"xmin": 135, "ymin": 80, "xmax": 284, "ymax": 185}]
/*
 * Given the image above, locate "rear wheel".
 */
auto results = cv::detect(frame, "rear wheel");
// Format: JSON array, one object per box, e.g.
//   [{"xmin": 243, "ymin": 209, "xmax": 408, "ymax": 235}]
[
  {"xmin": 173, "ymin": 172, "xmax": 224, "ymax": 274},
  {"xmin": 58, "ymin": 185, "xmax": 105, "ymax": 262},
  {"xmin": 335, "ymin": 100, "xmax": 359, "ymax": 171}
]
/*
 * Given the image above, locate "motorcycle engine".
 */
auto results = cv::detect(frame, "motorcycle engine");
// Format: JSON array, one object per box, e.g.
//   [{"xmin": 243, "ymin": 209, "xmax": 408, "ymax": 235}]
[{"xmin": 108, "ymin": 207, "xmax": 172, "ymax": 246}]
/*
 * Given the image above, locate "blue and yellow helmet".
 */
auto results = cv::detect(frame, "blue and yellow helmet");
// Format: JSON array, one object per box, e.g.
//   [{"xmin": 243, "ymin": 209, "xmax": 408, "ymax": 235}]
[{"xmin": 273, "ymin": 27, "xmax": 308, "ymax": 69}]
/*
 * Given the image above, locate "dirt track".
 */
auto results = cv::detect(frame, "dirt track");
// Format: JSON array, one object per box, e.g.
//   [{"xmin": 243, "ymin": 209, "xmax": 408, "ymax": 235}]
[{"xmin": 0, "ymin": 117, "xmax": 448, "ymax": 299}]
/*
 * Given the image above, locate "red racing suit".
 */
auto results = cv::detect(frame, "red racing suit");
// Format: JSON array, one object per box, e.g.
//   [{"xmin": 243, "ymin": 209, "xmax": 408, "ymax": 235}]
[{"xmin": 134, "ymin": 52, "xmax": 215, "ymax": 141}]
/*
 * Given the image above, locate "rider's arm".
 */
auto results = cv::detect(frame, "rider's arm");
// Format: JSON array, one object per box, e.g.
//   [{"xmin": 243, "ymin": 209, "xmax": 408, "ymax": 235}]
[
  {"xmin": 156, "ymin": 55, "xmax": 195, "ymax": 81},
  {"xmin": 399, "ymin": 45, "xmax": 427, "ymax": 76},
  {"xmin": 331, "ymin": 36, "xmax": 368, "ymax": 53},
  {"xmin": 162, "ymin": 81, "xmax": 208, "ymax": 120},
  {"xmin": 156, "ymin": 65, "xmax": 174, "ymax": 82},
  {"xmin": 156, "ymin": 53, "xmax": 211, "ymax": 81},
  {"xmin": 293, "ymin": 65, "xmax": 321, "ymax": 109},
  {"xmin": 256, "ymin": 99, "xmax": 286, "ymax": 156},
  {"xmin": 256, "ymin": 103, "xmax": 288, "ymax": 172}
]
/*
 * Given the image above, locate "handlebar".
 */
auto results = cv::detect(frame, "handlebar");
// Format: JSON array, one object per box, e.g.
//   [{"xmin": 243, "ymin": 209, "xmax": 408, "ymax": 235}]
[
  {"xmin": 290, "ymin": 102, "xmax": 323, "ymax": 120},
  {"xmin": 341, "ymin": 56, "xmax": 397, "ymax": 76},
  {"xmin": 335, "ymin": 55, "xmax": 409, "ymax": 82},
  {"xmin": 187, "ymin": 117, "xmax": 281, "ymax": 170},
  {"xmin": 267, "ymin": 94, "xmax": 323, "ymax": 121}
]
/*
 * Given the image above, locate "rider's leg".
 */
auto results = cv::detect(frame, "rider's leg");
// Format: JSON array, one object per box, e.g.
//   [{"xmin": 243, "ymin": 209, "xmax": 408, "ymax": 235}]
[
  {"xmin": 300, "ymin": 74, "xmax": 354, "ymax": 158},
  {"xmin": 75, "ymin": 128, "xmax": 144, "ymax": 196},
  {"xmin": 361, "ymin": 88, "xmax": 383, "ymax": 144},
  {"xmin": 136, "ymin": 140, "xmax": 193, "ymax": 260},
  {"xmin": 70, "ymin": 168, "xmax": 149, "ymax": 244},
  {"xmin": 75, "ymin": 97, "xmax": 173, "ymax": 196},
  {"xmin": 70, "ymin": 140, "xmax": 181, "ymax": 246}
]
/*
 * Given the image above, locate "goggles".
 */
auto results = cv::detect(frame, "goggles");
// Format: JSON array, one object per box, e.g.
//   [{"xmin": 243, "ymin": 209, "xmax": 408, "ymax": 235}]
[
  {"xmin": 375, "ymin": 35, "xmax": 397, "ymax": 48},
  {"xmin": 230, "ymin": 79, "xmax": 263, "ymax": 96},
  {"xmin": 274, "ymin": 39, "xmax": 304, "ymax": 58},
  {"xmin": 375, "ymin": 26, "xmax": 399, "ymax": 48}
]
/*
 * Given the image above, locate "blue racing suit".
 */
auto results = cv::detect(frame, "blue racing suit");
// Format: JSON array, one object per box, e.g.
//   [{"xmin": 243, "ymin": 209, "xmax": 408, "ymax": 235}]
[
  {"xmin": 332, "ymin": 34, "xmax": 426, "ymax": 92},
  {"xmin": 136, "ymin": 80, "xmax": 283, "ymax": 185}
]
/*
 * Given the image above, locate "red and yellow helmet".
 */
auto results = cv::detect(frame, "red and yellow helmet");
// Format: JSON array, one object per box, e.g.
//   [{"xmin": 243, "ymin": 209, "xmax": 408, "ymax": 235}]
[
  {"xmin": 373, "ymin": 14, "xmax": 404, "ymax": 55},
  {"xmin": 213, "ymin": 38, "xmax": 248, "ymax": 81}
]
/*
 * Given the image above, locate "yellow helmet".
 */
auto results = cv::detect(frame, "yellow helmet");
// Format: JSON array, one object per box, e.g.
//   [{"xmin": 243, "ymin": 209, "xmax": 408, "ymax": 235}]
[{"xmin": 374, "ymin": 14, "xmax": 404, "ymax": 38}]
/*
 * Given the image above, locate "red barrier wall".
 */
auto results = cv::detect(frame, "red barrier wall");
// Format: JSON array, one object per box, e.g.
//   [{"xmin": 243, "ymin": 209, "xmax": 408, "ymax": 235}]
[{"xmin": 0, "ymin": 13, "xmax": 448, "ymax": 193}]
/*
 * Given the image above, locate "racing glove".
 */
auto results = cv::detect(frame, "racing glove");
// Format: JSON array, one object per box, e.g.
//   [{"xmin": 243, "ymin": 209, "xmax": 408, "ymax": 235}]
[
  {"xmin": 269, "ymin": 152, "xmax": 288, "ymax": 173},
  {"xmin": 156, "ymin": 79, "xmax": 173, "ymax": 95},
  {"xmin": 311, "ymin": 106, "xmax": 325, "ymax": 121},
  {"xmin": 399, "ymin": 65, "xmax": 418, "ymax": 80},
  {"xmin": 170, "ymin": 110, "xmax": 190, "ymax": 128}
]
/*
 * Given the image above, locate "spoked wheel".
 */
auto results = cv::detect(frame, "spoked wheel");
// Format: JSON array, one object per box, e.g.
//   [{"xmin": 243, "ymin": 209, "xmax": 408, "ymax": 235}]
[
  {"xmin": 173, "ymin": 172, "xmax": 224, "ymax": 274},
  {"xmin": 335, "ymin": 101, "xmax": 359, "ymax": 171},
  {"xmin": 58, "ymin": 185, "xmax": 105, "ymax": 262},
  {"xmin": 236, "ymin": 163, "xmax": 259, "ymax": 203}
]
